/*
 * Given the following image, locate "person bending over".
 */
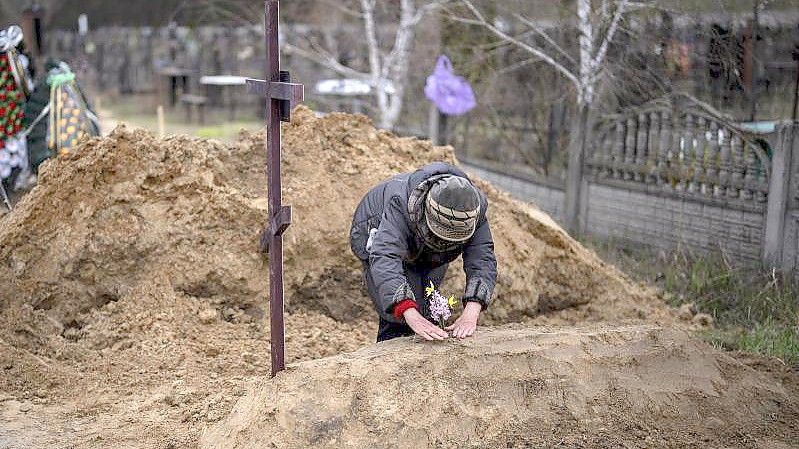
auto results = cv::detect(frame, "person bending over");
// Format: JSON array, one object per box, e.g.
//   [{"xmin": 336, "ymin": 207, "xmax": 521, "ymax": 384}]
[{"xmin": 350, "ymin": 162, "xmax": 497, "ymax": 342}]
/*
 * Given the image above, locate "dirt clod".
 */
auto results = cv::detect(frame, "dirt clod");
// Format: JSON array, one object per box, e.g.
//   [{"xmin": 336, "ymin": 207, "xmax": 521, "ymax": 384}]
[
  {"xmin": 678, "ymin": 302, "xmax": 697, "ymax": 320},
  {"xmin": 199, "ymin": 309, "xmax": 217, "ymax": 324},
  {"xmin": 693, "ymin": 312, "xmax": 715, "ymax": 327}
]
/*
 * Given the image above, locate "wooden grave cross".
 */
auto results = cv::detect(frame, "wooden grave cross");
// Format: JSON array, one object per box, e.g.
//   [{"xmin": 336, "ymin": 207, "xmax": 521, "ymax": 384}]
[{"xmin": 245, "ymin": 0, "xmax": 304, "ymax": 377}]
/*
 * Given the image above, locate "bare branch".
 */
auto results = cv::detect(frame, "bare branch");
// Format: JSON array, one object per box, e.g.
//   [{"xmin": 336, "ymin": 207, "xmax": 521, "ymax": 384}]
[
  {"xmin": 285, "ymin": 0, "xmax": 445, "ymax": 129},
  {"xmin": 318, "ymin": 0, "xmax": 365, "ymax": 18},
  {"xmin": 283, "ymin": 42, "xmax": 370, "ymax": 80},
  {"xmin": 496, "ymin": 57, "xmax": 542, "ymax": 75},
  {"xmin": 513, "ymin": 13, "xmax": 576, "ymax": 66},
  {"xmin": 592, "ymin": 0, "xmax": 627, "ymax": 70},
  {"xmin": 456, "ymin": 0, "xmax": 580, "ymax": 89},
  {"xmin": 409, "ymin": 0, "xmax": 450, "ymax": 26}
]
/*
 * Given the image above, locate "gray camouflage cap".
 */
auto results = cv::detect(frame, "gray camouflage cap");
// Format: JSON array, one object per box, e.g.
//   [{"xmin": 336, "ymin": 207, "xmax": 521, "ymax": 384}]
[{"xmin": 425, "ymin": 175, "xmax": 480, "ymax": 242}]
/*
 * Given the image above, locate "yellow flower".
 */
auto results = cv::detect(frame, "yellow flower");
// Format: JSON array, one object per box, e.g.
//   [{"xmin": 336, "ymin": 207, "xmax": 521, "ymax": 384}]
[
  {"xmin": 448, "ymin": 295, "xmax": 458, "ymax": 308},
  {"xmin": 425, "ymin": 281, "xmax": 435, "ymax": 297}
]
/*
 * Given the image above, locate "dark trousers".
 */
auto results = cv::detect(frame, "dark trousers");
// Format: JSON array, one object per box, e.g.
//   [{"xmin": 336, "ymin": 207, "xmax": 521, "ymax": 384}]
[
  {"xmin": 363, "ymin": 262, "xmax": 449, "ymax": 342},
  {"xmin": 377, "ymin": 318, "xmax": 415, "ymax": 342}
]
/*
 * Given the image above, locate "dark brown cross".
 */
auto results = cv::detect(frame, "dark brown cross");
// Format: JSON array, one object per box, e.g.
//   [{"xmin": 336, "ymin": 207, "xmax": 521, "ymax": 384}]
[{"xmin": 246, "ymin": 0, "xmax": 304, "ymax": 377}]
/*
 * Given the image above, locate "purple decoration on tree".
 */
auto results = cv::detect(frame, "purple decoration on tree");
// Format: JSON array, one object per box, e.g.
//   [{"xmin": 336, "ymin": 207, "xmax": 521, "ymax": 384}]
[{"xmin": 424, "ymin": 55, "xmax": 476, "ymax": 116}]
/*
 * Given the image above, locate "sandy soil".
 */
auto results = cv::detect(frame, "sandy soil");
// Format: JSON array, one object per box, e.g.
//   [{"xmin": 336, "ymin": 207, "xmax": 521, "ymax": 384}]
[
  {"xmin": 0, "ymin": 108, "xmax": 795, "ymax": 448},
  {"xmin": 202, "ymin": 325, "xmax": 799, "ymax": 449}
]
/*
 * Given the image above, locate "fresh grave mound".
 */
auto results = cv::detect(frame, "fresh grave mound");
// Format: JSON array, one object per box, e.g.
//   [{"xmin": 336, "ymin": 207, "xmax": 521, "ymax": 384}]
[
  {"xmin": 225, "ymin": 107, "xmax": 665, "ymax": 324},
  {"xmin": 0, "ymin": 105, "xmax": 665, "ymax": 334},
  {"xmin": 0, "ymin": 127, "xmax": 267, "ymax": 324},
  {"xmin": 201, "ymin": 326, "xmax": 799, "ymax": 449}
]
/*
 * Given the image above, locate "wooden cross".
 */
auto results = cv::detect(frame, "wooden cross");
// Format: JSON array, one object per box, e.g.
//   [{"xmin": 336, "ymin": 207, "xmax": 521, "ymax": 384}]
[{"xmin": 246, "ymin": 0, "xmax": 304, "ymax": 377}]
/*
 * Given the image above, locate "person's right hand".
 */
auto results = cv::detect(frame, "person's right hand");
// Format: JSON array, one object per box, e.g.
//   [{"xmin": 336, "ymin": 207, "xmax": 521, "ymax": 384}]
[{"xmin": 402, "ymin": 308, "xmax": 449, "ymax": 341}]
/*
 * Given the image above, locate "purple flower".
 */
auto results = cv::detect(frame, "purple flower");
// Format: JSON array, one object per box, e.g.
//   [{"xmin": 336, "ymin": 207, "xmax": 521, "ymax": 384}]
[{"xmin": 426, "ymin": 281, "xmax": 454, "ymax": 327}]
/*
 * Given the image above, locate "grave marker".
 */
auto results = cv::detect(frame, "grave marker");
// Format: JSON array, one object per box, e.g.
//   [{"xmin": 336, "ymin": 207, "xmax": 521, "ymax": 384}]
[{"xmin": 246, "ymin": 0, "xmax": 304, "ymax": 377}]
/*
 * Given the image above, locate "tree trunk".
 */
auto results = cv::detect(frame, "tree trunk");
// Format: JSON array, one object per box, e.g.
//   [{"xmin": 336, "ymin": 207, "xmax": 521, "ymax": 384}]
[{"xmin": 563, "ymin": 101, "xmax": 590, "ymax": 235}]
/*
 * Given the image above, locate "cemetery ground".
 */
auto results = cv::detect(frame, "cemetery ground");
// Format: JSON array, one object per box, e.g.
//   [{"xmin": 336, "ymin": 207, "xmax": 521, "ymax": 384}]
[
  {"xmin": 97, "ymin": 92, "xmax": 263, "ymax": 143},
  {"xmin": 0, "ymin": 105, "xmax": 797, "ymax": 447},
  {"xmin": 103, "ymin": 92, "xmax": 799, "ymax": 366},
  {"xmin": 586, "ymin": 238, "xmax": 799, "ymax": 365}
]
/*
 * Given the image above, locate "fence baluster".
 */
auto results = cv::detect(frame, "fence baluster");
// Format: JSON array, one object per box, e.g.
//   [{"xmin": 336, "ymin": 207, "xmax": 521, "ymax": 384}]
[
  {"xmin": 594, "ymin": 127, "xmax": 610, "ymax": 177},
  {"xmin": 657, "ymin": 111, "xmax": 671, "ymax": 187},
  {"xmin": 684, "ymin": 114, "xmax": 696, "ymax": 193},
  {"xmin": 742, "ymin": 141, "xmax": 756, "ymax": 201},
  {"xmin": 718, "ymin": 130, "xmax": 732, "ymax": 197},
  {"xmin": 614, "ymin": 121, "xmax": 625, "ymax": 179},
  {"xmin": 624, "ymin": 117, "xmax": 637, "ymax": 180},
  {"xmin": 755, "ymin": 139, "xmax": 769, "ymax": 203},
  {"xmin": 670, "ymin": 114, "xmax": 683, "ymax": 191},
  {"xmin": 692, "ymin": 116, "xmax": 707, "ymax": 195},
  {"xmin": 728, "ymin": 134, "xmax": 744, "ymax": 198},
  {"xmin": 647, "ymin": 112, "xmax": 660, "ymax": 184},
  {"xmin": 635, "ymin": 113, "xmax": 648, "ymax": 182},
  {"xmin": 706, "ymin": 121, "xmax": 721, "ymax": 197},
  {"xmin": 603, "ymin": 127, "xmax": 614, "ymax": 177}
]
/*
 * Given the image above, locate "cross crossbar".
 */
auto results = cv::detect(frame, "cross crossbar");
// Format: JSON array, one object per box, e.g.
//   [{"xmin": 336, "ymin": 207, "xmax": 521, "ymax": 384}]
[
  {"xmin": 246, "ymin": 78, "xmax": 304, "ymax": 105},
  {"xmin": 259, "ymin": 205, "xmax": 292, "ymax": 253}
]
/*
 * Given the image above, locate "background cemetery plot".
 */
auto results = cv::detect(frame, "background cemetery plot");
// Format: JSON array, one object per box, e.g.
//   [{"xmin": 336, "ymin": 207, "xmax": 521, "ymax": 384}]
[
  {"xmin": 0, "ymin": 107, "xmax": 796, "ymax": 448},
  {"xmin": 0, "ymin": 1, "xmax": 798, "ymax": 447}
]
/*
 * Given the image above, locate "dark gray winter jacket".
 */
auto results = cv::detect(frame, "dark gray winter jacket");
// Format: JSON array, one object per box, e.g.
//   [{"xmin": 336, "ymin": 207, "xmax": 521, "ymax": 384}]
[{"xmin": 350, "ymin": 162, "xmax": 497, "ymax": 320}]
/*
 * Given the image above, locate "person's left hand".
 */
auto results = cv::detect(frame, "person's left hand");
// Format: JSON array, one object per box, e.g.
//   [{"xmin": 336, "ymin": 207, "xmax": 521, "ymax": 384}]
[{"xmin": 445, "ymin": 301, "xmax": 482, "ymax": 339}]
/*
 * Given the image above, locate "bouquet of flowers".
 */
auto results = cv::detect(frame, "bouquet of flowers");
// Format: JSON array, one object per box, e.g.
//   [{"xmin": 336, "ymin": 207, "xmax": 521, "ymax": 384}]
[{"xmin": 425, "ymin": 281, "xmax": 458, "ymax": 329}]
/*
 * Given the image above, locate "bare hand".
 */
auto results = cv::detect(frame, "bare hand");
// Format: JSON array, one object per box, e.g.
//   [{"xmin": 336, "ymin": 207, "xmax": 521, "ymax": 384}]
[
  {"xmin": 445, "ymin": 302, "xmax": 481, "ymax": 339},
  {"xmin": 403, "ymin": 308, "xmax": 449, "ymax": 341}
]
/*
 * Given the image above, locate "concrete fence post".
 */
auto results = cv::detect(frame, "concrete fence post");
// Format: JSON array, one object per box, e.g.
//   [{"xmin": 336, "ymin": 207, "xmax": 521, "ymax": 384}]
[{"xmin": 763, "ymin": 122, "xmax": 797, "ymax": 271}]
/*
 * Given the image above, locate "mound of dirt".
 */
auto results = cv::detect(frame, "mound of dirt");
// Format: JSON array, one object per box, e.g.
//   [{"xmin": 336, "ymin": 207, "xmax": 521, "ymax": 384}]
[
  {"xmin": 1, "ymin": 127, "xmax": 266, "ymax": 324},
  {"xmin": 201, "ymin": 326, "xmax": 799, "ymax": 449},
  {"xmin": 0, "ymin": 106, "xmax": 663, "ymax": 331},
  {"xmin": 240, "ymin": 108, "xmax": 662, "ymax": 322},
  {"xmin": 0, "ymin": 108, "xmax": 678, "ymax": 447}
]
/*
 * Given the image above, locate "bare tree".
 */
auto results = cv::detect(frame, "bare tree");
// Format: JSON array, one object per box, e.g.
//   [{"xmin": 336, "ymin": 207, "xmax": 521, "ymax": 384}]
[
  {"xmin": 452, "ymin": 0, "xmax": 650, "ymax": 232},
  {"xmin": 169, "ymin": 0, "xmax": 262, "ymax": 26},
  {"xmin": 284, "ymin": 0, "xmax": 448, "ymax": 130}
]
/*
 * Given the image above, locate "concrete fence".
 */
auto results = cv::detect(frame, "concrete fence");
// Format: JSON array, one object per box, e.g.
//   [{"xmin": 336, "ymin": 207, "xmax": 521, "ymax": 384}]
[{"xmin": 463, "ymin": 117, "xmax": 799, "ymax": 275}]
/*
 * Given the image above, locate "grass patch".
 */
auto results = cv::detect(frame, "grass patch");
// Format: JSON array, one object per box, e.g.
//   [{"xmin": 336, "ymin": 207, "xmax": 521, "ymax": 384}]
[
  {"xmin": 585, "ymin": 238, "xmax": 799, "ymax": 364},
  {"xmin": 97, "ymin": 93, "xmax": 262, "ymax": 142},
  {"xmin": 705, "ymin": 320, "xmax": 799, "ymax": 363},
  {"xmin": 195, "ymin": 122, "xmax": 262, "ymax": 140}
]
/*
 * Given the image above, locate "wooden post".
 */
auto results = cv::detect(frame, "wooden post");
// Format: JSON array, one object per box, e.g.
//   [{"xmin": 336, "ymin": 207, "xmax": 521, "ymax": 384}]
[
  {"xmin": 157, "ymin": 105, "xmax": 165, "ymax": 137},
  {"xmin": 428, "ymin": 103, "xmax": 439, "ymax": 145},
  {"xmin": 246, "ymin": 0, "xmax": 304, "ymax": 377},
  {"xmin": 21, "ymin": 5, "xmax": 45, "ymax": 76}
]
